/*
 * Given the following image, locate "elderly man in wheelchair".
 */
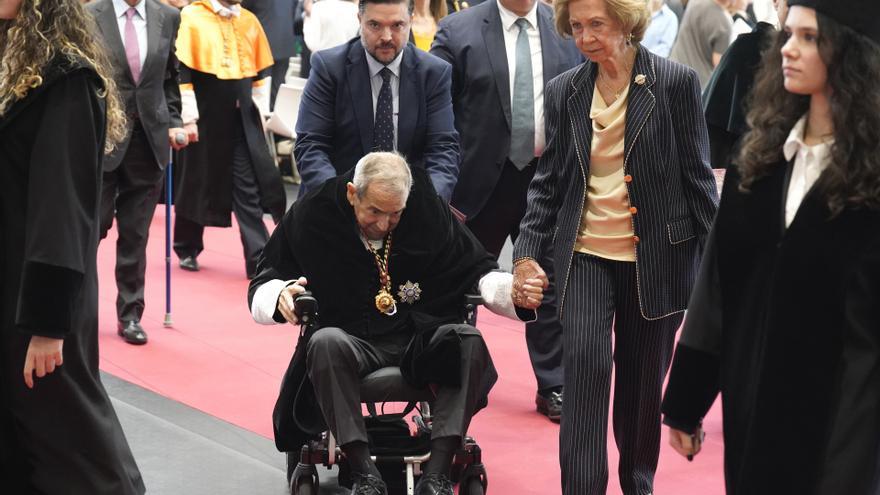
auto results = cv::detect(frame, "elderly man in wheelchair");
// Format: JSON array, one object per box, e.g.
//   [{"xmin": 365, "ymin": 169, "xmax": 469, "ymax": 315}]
[{"xmin": 248, "ymin": 152, "xmax": 545, "ymax": 495}]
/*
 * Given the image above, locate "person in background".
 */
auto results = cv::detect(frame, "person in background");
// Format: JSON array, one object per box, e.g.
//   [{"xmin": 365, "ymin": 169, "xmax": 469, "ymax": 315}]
[
  {"xmin": 642, "ymin": 0, "xmax": 679, "ymax": 57},
  {"xmin": 0, "ymin": 0, "xmax": 144, "ymax": 491},
  {"xmin": 172, "ymin": 0, "xmax": 286, "ymax": 278},
  {"xmin": 662, "ymin": 1, "xmax": 880, "ymax": 493},
  {"xmin": 728, "ymin": 0, "xmax": 755, "ymax": 40},
  {"xmin": 511, "ymin": 0, "xmax": 718, "ymax": 491},
  {"xmin": 242, "ymin": 0, "xmax": 297, "ymax": 110},
  {"xmin": 302, "ymin": 0, "xmax": 360, "ymax": 52},
  {"xmin": 88, "ymin": 0, "xmax": 189, "ymax": 346},
  {"xmin": 669, "ymin": 0, "xmax": 733, "ymax": 88},
  {"xmin": 412, "ymin": 0, "xmax": 447, "ymax": 50}
]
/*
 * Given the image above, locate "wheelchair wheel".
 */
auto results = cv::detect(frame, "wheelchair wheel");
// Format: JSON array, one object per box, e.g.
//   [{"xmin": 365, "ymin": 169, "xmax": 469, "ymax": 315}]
[
  {"xmin": 291, "ymin": 476, "xmax": 318, "ymax": 495},
  {"xmin": 460, "ymin": 476, "xmax": 486, "ymax": 495}
]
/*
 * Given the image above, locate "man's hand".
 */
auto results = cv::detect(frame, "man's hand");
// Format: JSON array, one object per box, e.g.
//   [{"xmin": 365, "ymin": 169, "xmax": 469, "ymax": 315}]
[
  {"xmin": 669, "ymin": 426, "xmax": 704, "ymax": 460},
  {"xmin": 23, "ymin": 336, "xmax": 64, "ymax": 389},
  {"xmin": 183, "ymin": 122, "xmax": 199, "ymax": 143},
  {"xmin": 277, "ymin": 277, "xmax": 308, "ymax": 325},
  {"xmin": 169, "ymin": 127, "xmax": 189, "ymax": 150},
  {"xmin": 512, "ymin": 259, "xmax": 548, "ymax": 309}
]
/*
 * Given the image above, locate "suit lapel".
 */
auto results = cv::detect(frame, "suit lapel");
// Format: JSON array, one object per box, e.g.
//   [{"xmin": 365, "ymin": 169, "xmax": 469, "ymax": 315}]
[
  {"xmin": 623, "ymin": 46, "xmax": 656, "ymax": 168},
  {"xmin": 347, "ymin": 45, "xmax": 375, "ymax": 155},
  {"xmin": 396, "ymin": 45, "xmax": 418, "ymax": 156},
  {"xmin": 140, "ymin": 0, "xmax": 165, "ymax": 85},
  {"xmin": 95, "ymin": 0, "xmax": 133, "ymax": 85},
  {"xmin": 537, "ymin": 5, "xmax": 559, "ymax": 88},
  {"xmin": 483, "ymin": 1, "xmax": 511, "ymax": 131},
  {"xmin": 567, "ymin": 63, "xmax": 597, "ymax": 177}
]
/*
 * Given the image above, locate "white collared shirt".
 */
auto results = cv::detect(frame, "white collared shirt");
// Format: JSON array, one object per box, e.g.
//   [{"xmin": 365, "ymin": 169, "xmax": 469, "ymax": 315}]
[
  {"xmin": 365, "ymin": 48, "xmax": 403, "ymax": 150},
  {"xmin": 112, "ymin": 0, "xmax": 148, "ymax": 70},
  {"xmin": 782, "ymin": 115, "xmax": 832, "ymax": 228},
  {"xmin": 496, "ymin": 0, "xmax": 545, "ymax": 156},
  {"xmin": 209, "ymin": 0, "xmax": 241, "ymax": 18}
]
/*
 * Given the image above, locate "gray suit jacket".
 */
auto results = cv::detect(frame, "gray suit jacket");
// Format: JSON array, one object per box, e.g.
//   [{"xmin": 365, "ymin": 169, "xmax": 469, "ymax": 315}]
[
  {"xmin": 430, "ymin": 0, "xmax": 582, "ymax": 218},
  {"xmin": 88, "ymin": 0, "xmax": 182, "ymax": 171},
  {"xmin": 513, "ymin": 46, "xmax": 718, "ymax": 320}
]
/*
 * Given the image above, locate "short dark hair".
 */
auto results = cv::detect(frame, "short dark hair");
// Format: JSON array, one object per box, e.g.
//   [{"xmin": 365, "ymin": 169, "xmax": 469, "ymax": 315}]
[{"xmin": 358, "ymin": 0, "xmax": 413, "ymax": 15}]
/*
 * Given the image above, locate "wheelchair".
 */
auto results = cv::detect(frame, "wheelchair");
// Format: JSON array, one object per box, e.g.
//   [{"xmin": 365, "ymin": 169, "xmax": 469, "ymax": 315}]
[{"xmin": 287, "ymin": 292, "xmax": 488, "ymax": 495}]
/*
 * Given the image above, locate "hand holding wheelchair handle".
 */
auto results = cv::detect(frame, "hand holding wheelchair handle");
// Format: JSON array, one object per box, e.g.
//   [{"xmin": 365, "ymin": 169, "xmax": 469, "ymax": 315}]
[{"xmin": 276, "ymin": 276, "xmax": 309, "ymax": 325}]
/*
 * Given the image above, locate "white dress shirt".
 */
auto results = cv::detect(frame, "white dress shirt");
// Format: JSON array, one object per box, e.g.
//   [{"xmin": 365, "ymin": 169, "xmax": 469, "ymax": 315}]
[
  {"xmin": 209, "ymin": 0, "xmax": 241, "ymax": 17},
  {"xmin": 365, "ymin": 49, "xmax": 403, "ymax": 150},
  {"xmin": 782, "ymin": 115, "xmax": 832, "ymax": 228},
  {"xmin": 112, "ymin": 0, "xmax": 148, "ymax": 70},
  {"xmin": 496, "ymin": 0, "xmax": 545, "ymax": 156},
  {"xmin": 303, "ymin": 0, "xmax": 360, "ymax": 52}
]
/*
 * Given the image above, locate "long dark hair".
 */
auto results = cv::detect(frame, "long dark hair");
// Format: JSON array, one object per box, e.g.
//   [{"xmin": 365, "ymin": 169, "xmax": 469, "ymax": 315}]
[{"xmin": 738, "ymin": 13, "xmax": 880, "ymax": 215}]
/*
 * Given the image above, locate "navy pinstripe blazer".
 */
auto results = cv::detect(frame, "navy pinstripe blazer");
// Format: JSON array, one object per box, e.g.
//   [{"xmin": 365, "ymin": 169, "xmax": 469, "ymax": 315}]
[{"xmin": 513, "ymin": 45, "xmax": 718, "ymax": 320}]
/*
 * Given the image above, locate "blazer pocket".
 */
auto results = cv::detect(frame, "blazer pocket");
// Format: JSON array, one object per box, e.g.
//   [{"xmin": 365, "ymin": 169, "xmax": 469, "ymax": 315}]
[{"xmin": 667, "ymin": 216, "xmax": 696, "ymax": 244}]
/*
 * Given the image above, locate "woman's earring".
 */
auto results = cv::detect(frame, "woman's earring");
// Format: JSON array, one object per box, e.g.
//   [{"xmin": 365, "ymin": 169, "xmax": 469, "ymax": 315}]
[{"xmin": 626, "ymin": 33, "xmax": 633, "ymax": 45}]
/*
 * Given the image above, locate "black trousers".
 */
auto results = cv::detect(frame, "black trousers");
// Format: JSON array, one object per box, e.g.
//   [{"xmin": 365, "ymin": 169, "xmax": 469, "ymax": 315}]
[
  {"xmin": 560, "ymin": 253, "xmax": 682, "ymax": 495},
  {"xmin": 306, "ymin": 325, "xmax": 492, "ymax": 446},
  {"xmin": 269, "ymin": 57, "xmax": 290, "ymax": 111},
  {"xmin": 99, "ymin": 122, "xmax": 165, "ymax": 322},
  {"xmin": 173, "ymin": 118, "xmax": 270, "ymax": 277},
  {"xmin": 465, "ymin": 160, "xmax": 564, "ymax": 391}
]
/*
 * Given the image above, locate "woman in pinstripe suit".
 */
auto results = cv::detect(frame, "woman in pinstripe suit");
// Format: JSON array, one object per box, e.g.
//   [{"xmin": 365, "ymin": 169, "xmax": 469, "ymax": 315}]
[{"xmin": 510, "ymin": 0, "xmax": 718, "ymax": 493}]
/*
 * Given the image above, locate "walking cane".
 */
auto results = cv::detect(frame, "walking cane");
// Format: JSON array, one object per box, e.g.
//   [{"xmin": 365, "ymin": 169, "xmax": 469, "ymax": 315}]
[{"xmin": 165, "ymin": 136, "xmax": 185, "ymax": 327}]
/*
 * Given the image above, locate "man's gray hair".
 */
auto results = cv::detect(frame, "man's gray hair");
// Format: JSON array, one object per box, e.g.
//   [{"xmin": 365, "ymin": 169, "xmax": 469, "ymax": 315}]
[{"xmin": 352, "ymin": 152, "xmax": 413, "ymax": 201}]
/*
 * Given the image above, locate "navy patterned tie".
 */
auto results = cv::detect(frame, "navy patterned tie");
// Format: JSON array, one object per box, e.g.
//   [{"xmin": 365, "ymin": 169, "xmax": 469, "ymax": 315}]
[{"xmin": 373, "ymin": 67, "xmax": 395, "ymax": 152}]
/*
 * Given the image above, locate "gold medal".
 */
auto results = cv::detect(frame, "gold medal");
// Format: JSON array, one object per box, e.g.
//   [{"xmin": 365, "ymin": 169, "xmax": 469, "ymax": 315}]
[{"xmin": 375, "ymin": 290, "xmax": 396, "ymax": 315}]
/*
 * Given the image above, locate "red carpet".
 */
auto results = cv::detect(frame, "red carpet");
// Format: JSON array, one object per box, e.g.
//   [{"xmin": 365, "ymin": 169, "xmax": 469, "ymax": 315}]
[{"xmin": 97, "ymin": 209, "xmax": 726, "ymax": 494}]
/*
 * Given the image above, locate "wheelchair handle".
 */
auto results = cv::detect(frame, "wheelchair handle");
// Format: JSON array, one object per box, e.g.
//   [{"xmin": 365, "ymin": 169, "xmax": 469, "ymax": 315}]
[{"xmin": 293, "ymin": 291, "xmax": 318, "ymax": 327}]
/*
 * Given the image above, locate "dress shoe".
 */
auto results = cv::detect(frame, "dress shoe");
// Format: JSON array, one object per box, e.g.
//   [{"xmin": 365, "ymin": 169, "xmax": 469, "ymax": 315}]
[
  {"xmin": 536, "ymin": 388, "xmax": 563, "ymax": 422},
  {"xmin": 414, "ymin": 473, "xmax": 454, "ymax": 495},
  {"xmin": 350, "ymin": 472, "xmax": 387, "ymax": 495},
  {"xmin": 117, "ymin": 321, "xmax": 148, "ymax": 345},
  {"xmin": 179, "ymin": 256, "xmax": 199, "ymax": 271}
]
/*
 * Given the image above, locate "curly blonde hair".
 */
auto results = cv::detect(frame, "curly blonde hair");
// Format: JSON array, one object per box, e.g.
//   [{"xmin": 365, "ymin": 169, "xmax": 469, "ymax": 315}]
[{"xmin": 0, "ymin": 0, "xmax": 126, "ymax": 154}]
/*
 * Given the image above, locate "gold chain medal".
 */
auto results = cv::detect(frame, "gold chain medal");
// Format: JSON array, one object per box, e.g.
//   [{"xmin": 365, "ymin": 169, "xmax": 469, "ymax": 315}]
[{"xmin": 368, "ymin": 232, "xmax": 397, "ymax": 316}]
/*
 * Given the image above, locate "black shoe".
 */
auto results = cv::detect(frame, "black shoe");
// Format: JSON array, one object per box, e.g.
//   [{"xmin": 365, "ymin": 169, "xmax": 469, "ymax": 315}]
[
  {"xmin": 179, "ymin": 256, "xmax": 199, "ymax": 271},
  {"xmin": 350, "ymin": 473, "xmax": 387, "ymax": 495},
  {"xmin": 536, "ymin": 388, "xmax": 562, "ymax": 422},
  {"xmin": 117, "ymin": 321, "xmax": 148, "ymax": 345},
  {"xmin": 414, "ymin": 473, "xmax": 454, "ymax": 495}
]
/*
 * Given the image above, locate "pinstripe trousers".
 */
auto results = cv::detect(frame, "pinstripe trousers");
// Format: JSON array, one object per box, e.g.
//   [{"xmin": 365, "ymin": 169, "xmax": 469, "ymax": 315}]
[{"xmin": 560, "ymin": 253, "xmax": 682, "ymax": 495}]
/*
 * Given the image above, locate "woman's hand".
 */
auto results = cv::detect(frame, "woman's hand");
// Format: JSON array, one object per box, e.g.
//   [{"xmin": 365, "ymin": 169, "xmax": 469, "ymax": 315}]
[
  {"xmin": 23, "ymin": 336, "xmax": 64, "ymax": 389},
  {"xmin": 669, "ymin": 426, "xmax": 705, "ymax": 460},
  {"xmin": 512, "ymin": 259, "xmax": 548, "ymax": 309}
]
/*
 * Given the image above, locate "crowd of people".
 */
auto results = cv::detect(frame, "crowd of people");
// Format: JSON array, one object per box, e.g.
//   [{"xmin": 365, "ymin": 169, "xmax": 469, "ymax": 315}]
[{"xmin": 1, "ymin": 0, "xmax": 879, "ymax": 494}]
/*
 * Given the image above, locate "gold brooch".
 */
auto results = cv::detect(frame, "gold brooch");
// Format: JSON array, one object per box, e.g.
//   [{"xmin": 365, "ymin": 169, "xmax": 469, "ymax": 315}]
[
  {"xmin": 397, "ymin": 281, "xmax": 422, "ymax": 304},
  {"xmin": 634, "ymin": 74, "xmax": 647, "ymax": 85}
]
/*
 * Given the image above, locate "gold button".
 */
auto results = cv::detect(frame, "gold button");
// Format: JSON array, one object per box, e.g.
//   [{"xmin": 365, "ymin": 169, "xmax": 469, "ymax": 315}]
[
  {"xmin": 633, "ymin": 235, "xmax": 640, "ymax": 244},
  {"xmin": 629, "ymin": 206, "xmax": 638, "ymax": 215},
  {"xmin": 624, "ymin": 174, "xmax": 633, "ymax": 183}
]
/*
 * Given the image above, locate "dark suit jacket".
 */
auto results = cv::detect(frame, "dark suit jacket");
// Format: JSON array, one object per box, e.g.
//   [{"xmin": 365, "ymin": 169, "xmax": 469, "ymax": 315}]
[
  {"xmin": 242, "ymin": 0, "xmax": 296, "ymax": 60},
  {"xmin": 293, "ymin": 39, "xmax": 460, "ymax": 200},
  {"xmin": 88, "ymin": 0, "xmax": 182, "ymax": 171},
  {"xmin": 430, "ymin": 0, "xmax": 582, "ymax": 218},
  {"xmin": 513, "ymin": 46, "xmax": 719, "ymax": 320}
]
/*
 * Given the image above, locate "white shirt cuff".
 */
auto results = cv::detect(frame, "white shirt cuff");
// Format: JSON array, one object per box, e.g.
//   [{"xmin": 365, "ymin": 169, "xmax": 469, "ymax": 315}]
[
  {"xmin": 478, "ymin": 271, "xmax": 521, "ymax": 321},
  {"xmin": 250, "ymin": 279, "xmax": 295, "ymax": 324}
]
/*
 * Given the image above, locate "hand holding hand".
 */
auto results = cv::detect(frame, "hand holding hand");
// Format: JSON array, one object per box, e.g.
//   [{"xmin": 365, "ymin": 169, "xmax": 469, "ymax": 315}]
[
  {"xmin": 512, "ymin": 259, "xmax": 548, "ymax": 309},
  {"xmin": 669, "ymin": 426, "xmax": 705, "ymax": 461},
  {"xmin": 23, "ymin": 336, "xmax": 64, "ymax": 389},
  {"xmin": 168, "ymin": 127, "xmax": 189, "ymax": 150},
  {"xmin": 277, "ymin": 277, "xmax": 309, "ymax": 325}
]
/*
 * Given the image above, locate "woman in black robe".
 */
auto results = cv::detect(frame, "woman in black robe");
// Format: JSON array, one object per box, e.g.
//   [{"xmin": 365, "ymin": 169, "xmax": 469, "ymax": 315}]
[
  {"xmin": 661, "ymin": 1, "xmax": 880, "ymax": 493},
  {"xmin": 0, "ymin": 0, "xmax": 144, "ymax": 492}
]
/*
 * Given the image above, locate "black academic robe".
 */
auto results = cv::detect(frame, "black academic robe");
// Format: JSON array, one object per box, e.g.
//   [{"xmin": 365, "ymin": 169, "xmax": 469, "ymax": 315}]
[
  {"xmin": 0, "ymin": 57, "xmax": 144, "ymax": 493},
  {"xmin": 702, "ymin": 22, "xmax": 775, "ymax": 169},
  {"xmin": 174, "ymin": 67, "xmax": 286, "ymax": 226},
  {"xmin": 247, "ymin": 167, "xmax": 499, "ymax": 451},
  {"xmin": 662, "ymin": 163, "xmax": 880, "ymax": 494}
]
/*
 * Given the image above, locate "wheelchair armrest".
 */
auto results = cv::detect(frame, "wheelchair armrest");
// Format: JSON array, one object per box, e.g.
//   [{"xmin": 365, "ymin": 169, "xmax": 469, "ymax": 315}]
[{"xmin": 464, "ymin": 294, "xmax": 484, "ymax": 307}]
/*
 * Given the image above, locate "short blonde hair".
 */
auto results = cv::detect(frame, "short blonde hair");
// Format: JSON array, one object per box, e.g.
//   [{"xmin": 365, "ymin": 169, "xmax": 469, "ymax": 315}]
[{"xmin": 555, "ymin": 0, "xmax": 651, "ymax": 44}]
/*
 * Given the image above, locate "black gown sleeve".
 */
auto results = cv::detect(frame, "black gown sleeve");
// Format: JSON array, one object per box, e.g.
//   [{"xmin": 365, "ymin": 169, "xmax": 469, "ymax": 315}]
[
  {"xmin": 15, "ymin": 71, "xmax": 105, "ymax": 338},
  {"xmin": 661, "ymin": 217, "xmax": 723, "ymax": 433},
  {"xmin": 247, "ymin": 212, "xmax": 304, "ymax": 323}
]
